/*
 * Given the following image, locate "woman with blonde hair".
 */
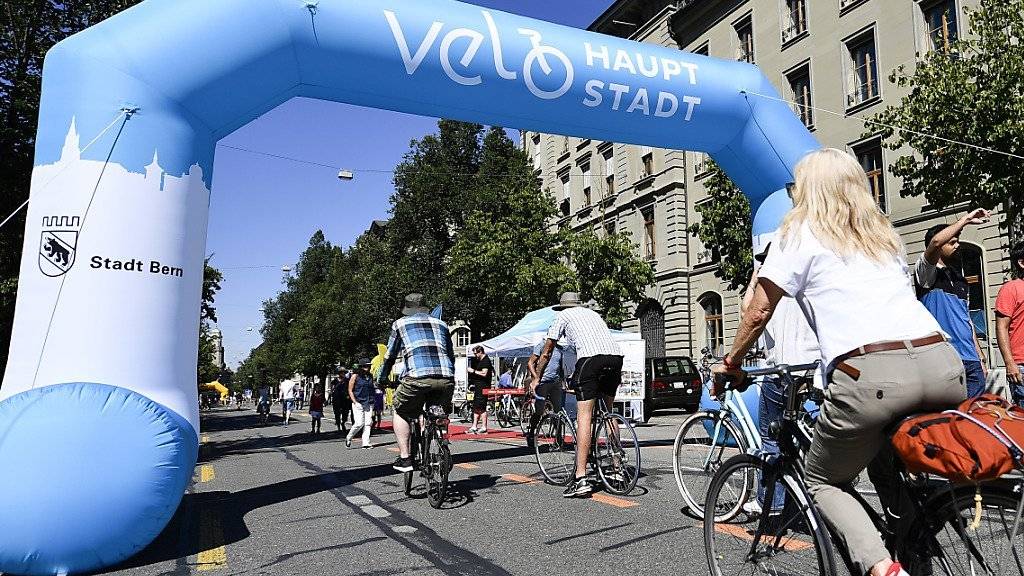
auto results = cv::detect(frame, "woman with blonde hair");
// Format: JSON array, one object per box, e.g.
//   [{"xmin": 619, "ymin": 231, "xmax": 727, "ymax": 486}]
[{"xmin": 714, "ymin": 148, "xmax": 965, "ymax": 576}]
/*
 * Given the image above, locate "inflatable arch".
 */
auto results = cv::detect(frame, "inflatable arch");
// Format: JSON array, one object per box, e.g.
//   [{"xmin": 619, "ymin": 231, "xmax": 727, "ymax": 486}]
[{"xmin": 0, "ymin": 0, "xmax": 819, "ymax": 573}]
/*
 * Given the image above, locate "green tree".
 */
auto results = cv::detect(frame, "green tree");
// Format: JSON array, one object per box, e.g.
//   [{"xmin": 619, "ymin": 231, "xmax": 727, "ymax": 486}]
[
  {"xmin": 568, "ymin": 231, "xmax": 655, "ymax": 327},
  {"xmin": 197, "ymin": 261, "xmax": 223, "ymax": 385},
  {"xmin": 0, "ymin": 0, "xmax": 142, "ymax": 375},
  {"xmin": 869, "ymin": 0, "xmax": 1024, "ymax": 241},
  {"xmin": 687, "ymin": 163, "xmax": 753, "ymax": 291},
  {"xmin": 286, "ymin": 231, "xmax": 345, "ymax": 385}
]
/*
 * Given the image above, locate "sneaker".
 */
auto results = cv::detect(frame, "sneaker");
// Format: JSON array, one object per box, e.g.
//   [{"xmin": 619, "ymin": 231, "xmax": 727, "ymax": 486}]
[
  {"xmin": 362, "ymin": 444, "xmax": 374, "ymax": 450},
  {"xmin": 563, "ymin": 476, "xmax": 594, "ymax": 498},
  {"xmin": 477, "ymin": 428, "xmax": 488, "ymax": 434},
  {"xmin": 393, "ymin": 456, "xmax": 414, "ymax": 472},
  {"xmin": 741, "ymin": 500, "xmax": 763, "ymax": 516},
  {"xmin": 467, "ymin": 427, "xmax": 478, "ymax": 434}
]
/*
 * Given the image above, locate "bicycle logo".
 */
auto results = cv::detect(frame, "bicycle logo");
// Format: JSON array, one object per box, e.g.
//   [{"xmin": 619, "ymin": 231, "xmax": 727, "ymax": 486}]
[{"xmin": 384, "ymin": 9, "xmax": 575, "ymax": 101}]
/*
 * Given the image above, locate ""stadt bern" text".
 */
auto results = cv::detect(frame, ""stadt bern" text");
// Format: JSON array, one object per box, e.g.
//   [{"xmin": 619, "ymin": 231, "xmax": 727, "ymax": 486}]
[{"xmin": 90, "ymin": 256, "xmax": 184, "ymax": 278}]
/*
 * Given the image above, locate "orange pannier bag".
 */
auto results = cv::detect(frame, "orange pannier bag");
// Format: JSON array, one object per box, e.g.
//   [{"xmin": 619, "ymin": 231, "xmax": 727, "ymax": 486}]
[{"xmin": 891, "ymin": 394, "xmax": 1024, "ymax": 484}]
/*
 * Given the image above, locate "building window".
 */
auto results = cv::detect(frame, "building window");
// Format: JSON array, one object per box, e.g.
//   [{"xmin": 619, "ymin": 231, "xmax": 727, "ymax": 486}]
[
  {"xmin": 637, "ymin": 300, "xmax": 666, "ymax": 359},
  {"xmin": 921, "ymin": 0, "xmax": 958, "ymax": 53},
  {"xmin": 782, "ymin": 0, "xmax": 808, "ymax": 44},
  {"xmin": 532, "ymin": 135, "xmax": 542, "ymax": 171},
  {"xmin": 640, "ymin": 146, "xmax": 655, "ymax": 177},
  {"xmin": 694, "ymin": 42, "xmax": 709, "ymax": 56},
  {"xmin": 845, "ymin": 31, "xmax": 879, "ymax": 108},
  {"xmin": 959, "ymin": 242, "xmax": 988, "ymax": 341},
  {"xmin": 852, "ymin": 138, "xmax": 886, "ymax": 213},
  {"xmin": 786, "ymin": 63, "xmax": 813, "ymax": 128},
  {"xmin": 453, "ymin": 327, "xmax": 471, "ymax": 349},
  {"xmin": 604, "ymin": 219, "xmax": 616, "ymax": 237},
  {"xmin": 603, "ymin": 150, "xmax": 615, "ymax": 198},
  {"xmin": 560, "ymin": 175, "xmax": 571, "ymax": 216},
  {"xmin": 561, "ymin": 136, "xmax": 570, "ymax": 156},
  {"xmin": 734, "ymin": 16, "xmax": 754, "ymax": 63},
  {"xmin": 699, "ymin": 293, "xmax": 725, "ymax": 356},
  {"xmin": 694, "ymin": 152, "xmax": 713, "ymax": 178},
  {"xmin": 642, "ymin": 206, "xmax": 656, "ymax": 260},
  {"xmin": 581, "ymin": 162, "xmax": 592, "ymax": 206}
]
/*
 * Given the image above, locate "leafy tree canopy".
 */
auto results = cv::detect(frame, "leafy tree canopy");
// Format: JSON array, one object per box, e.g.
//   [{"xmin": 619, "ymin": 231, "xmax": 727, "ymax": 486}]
[{"xmin": 687, "ymin": 163, "xmax": 753, "ymax": 291}]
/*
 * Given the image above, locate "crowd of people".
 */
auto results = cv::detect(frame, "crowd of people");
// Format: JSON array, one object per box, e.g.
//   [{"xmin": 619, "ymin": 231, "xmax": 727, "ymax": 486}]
[{"xmin": 206, "ymin": 147, "xmax": 1024, "ymax": 576}]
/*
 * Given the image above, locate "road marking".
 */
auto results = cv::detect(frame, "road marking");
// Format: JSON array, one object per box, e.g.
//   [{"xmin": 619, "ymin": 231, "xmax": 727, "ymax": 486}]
[
  {"xmin": 361, "ymin": 505, "xmax": 390, "ymax": 518},
  {"xmin": 196, "ymin": 509, "xmax": 227, "ymax": 571},
  {"xmin": 502, "ymin": 473, "xmax": 539, "ymax": 485},
  {"xmin": 346, "ymin": 495, "xmax": 372, "ymax": 506},
  {"xmin": 454, "ymin": 463, "xmax": 479, "ymax": 470},
  {"xmin": 393, "ymin": 525, "xmax": 417, "ymax": 534},
  {"xmin": 199, "ymin": 465, "xmax": 215, "ymax": 483},
  {"xmin": 590, "ymin": 493, "xmax": 638, "ymax": 508},
  {"xmin": 711, "ymin": 522, "xmax": 812, "ymax": 551}
]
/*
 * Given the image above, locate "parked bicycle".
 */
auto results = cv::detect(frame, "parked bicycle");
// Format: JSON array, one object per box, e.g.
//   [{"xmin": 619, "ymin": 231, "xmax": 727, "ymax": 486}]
[
  {"xmin": 533, "ymin": 393, "xmax": 640, "ymax": 495},
  {"xmin": 403, "ymin": 403, "xmax": 453, "ymax": 509},
  {"xmin": 494, "ymin": 390, "xmax": 523, "ymax": 429},
  {"xmin": 703, "ymin": 363, "xmax": 1024, "ymax": 576}
]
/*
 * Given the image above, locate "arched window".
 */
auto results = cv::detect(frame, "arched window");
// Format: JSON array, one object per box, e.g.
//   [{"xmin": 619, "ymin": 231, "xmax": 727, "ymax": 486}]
[
  {"xmin": 637, "ymin": 299, "xmax": 666, "ymax": 358},
  {"xmin": 698, "ymin": 292, "xmax": 725, "ymax": 356},
  {"xmin": 451, "ymin": 325, "xmax": 471, "ymax": 350},
  {"xmin": 959, "ymin": 243, "xmax": 987, "ymax": 341}
]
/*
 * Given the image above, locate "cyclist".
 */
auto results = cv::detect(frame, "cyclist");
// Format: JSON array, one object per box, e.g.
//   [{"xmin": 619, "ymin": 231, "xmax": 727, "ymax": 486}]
[
  {"xmin": 534, "ymin": 292, "xmax": 622, "ymax": 498},
  {"xmin": 525, "ymin": 334, "xmax": 575, "ymax": 448},
  {"xmin": 378, "ymin": 293, "xmax": 456, "ymax": 473},
  {"xmin": 256, "ymin": 384, "xmax": 272, "ymax": 422},
  {"xmin": 713, "ymin": 149, "xmax": 965, "ymax": 576}
]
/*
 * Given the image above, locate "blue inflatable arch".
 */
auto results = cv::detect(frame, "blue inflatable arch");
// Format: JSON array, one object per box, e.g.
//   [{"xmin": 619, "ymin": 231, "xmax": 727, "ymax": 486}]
[{"xmin": 0, "ymin": 0, "xmax": 819, "ymax": 573}]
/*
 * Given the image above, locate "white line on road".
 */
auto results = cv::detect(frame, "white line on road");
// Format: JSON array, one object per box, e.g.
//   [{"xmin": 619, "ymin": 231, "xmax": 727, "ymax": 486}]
[
  {"xmin": 393, "ymin": 525, "xmax": 417, "ymax": 534},
  {"xmin": 345, "ymin": 495, "xmax": 372, "ymax": 506},
  {"xmin": 361, "ymin": 505, "xmax": 391, "ymax": 518}
]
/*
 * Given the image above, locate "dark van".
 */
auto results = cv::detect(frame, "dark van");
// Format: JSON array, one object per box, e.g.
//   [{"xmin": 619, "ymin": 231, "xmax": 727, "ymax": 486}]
[{"xmin": 643, "ymin": 356, "xmax": 702, "ymax": 421}]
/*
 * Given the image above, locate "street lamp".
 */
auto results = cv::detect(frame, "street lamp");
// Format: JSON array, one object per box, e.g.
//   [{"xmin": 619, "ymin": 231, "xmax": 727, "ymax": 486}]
[{"xmin": 337, "ymin": 169, "xmax": 355, "ymax": 181}]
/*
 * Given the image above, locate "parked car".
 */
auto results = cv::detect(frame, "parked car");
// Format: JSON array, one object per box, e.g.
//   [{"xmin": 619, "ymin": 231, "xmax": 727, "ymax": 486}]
[{"xmin": 643, "ymin": 356, "xmax": 702, "ymax": 421}]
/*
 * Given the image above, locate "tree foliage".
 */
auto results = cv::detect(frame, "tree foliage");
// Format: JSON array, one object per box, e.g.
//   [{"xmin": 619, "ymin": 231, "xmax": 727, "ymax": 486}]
[
  {"xmin": 197, "ymin": 261, "xmax": 222, "ymax": 386},
  {"xmin": 0, "ymin": 0, "xmax": 142, "ymax": 375},
  {"xmin": 869, "ymin": 0, "xmax": 1024, "ymax": 240},
  {"xmin": 687, "ymin": 163, "xmax": 753, "ymax": 291},
  {"xmin": 569, "ymin": 231, "xmax": 655, "ymax": 328}
]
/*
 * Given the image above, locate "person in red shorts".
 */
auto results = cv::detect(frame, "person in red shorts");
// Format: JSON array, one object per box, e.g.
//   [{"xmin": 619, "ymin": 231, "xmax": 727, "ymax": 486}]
[{"xmin": 996, "ymin": 242, "xmax": 1024, "ymax": 404}]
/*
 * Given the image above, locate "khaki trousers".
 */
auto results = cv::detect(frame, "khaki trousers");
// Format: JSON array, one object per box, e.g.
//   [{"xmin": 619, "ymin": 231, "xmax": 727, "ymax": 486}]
[{"xmin": 806, "ymin": 341, "xmax": 966, "ymax": 575}]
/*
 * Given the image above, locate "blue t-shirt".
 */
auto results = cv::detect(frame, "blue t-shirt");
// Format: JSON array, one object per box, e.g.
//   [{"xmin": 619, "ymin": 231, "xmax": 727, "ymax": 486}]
[
  {"xmin": 915, "ymin": 258, "xmax": 979, "ymax": 362},
  {"xmin": 497, "ymin": 372, "xmax": 514, "ymax": 388},
  {"xmin": 532, "ymin": 341, "xmax": 577, "ymax": 383}
]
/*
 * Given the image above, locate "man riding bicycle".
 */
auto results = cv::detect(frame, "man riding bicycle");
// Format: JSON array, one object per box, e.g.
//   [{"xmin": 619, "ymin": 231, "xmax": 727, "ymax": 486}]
[
  {"xmin": 526, "ymin": 333, "xmax": 575, "ymax": 448},
  {"xmin": 534, "ymin": 292, "xmax": 622, "ymax": 498},
  {"xmin": 378, "ymin": 293, "xmax": 456, "ymax": 473}
]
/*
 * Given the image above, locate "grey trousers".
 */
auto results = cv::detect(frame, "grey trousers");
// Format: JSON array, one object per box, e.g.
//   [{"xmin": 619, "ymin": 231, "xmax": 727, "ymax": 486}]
[{"xmin": 805, "ymin": 341, "xmax": 966, "ymax": 575}]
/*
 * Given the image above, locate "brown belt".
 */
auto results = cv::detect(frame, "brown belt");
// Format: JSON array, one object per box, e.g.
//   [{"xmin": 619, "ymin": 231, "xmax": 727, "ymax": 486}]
[{"xmin": 834, "ymin": 333, "xmax": 946, "ymax": 380}]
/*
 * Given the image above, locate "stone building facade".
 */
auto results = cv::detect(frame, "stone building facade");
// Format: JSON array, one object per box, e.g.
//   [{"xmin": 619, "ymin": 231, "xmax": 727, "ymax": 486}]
[{"xmin": 524, "ymin": 0, "xmax": 1014, "ymax": 366}]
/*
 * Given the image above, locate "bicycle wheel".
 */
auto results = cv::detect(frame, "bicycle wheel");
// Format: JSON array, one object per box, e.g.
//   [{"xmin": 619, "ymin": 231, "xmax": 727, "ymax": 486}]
[
  {"xmin": 535, "ymin": 412, "xmax": 576, "ymax": 486},
  {"xmin": 596, "ymin": 413, "xmax": 640, "ymax": 495},
  {"xmin": 673, "ymin": 411, "xmax": 748, "ymax": 517},
  {"xmin": 520, "ymin": 399, "xmax": 535, "ymax": 435},
  {"xmin": 425, "ymin": 428, "xmax": 451, "ymax": 509},
  {"xmin": 909, "ymin": 484, "xmax": 1024, "ymax": 576},
  {"xmin": 705, "ymin": 454, "xmax": 836, "ymax": 576},
  {"xmin": 496, "ymin": 403, "xmax": 510, "ymax": 428}
]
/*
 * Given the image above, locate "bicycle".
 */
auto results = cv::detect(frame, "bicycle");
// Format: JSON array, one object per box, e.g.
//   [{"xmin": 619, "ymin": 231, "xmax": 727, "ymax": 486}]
[
  {"xmin": 672, "ymin": 349, "xmax": 771, "ymax": 518},
  {"xmin": 403, "ymin": 403, "xmax": 453, "ymax": 509},
  {"xmin": 534, "ymin": 394, "xmax": 641, "ymax": 495},
  {"xmin": 703, "ymin": 363, "xmax": 1024, "ymax": 576},
  {"xmin": 256, "ymin": 399, "xmax": 271, "ymax": 426},
  {"xmin": 494, "ymin": 390, "xmax": 522, "ymax": 429}
]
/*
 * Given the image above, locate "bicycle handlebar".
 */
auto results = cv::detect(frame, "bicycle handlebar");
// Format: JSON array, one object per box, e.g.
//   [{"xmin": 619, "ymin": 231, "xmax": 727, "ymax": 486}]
[{"xmin": 740, "ymin": 362, "xmax": 820, "ymax": 378}]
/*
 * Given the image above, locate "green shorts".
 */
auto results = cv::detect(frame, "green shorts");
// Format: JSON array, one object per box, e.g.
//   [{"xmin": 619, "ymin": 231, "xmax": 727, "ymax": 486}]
[{"xmin": 392, "ymin": 376, "xmax": 455, "ymax": 421}]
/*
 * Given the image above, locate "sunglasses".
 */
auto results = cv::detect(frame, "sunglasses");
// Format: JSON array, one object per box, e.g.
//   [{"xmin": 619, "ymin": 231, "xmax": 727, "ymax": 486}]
[{"xmin": 785, "ymin": 182, "xmax": 795, "ymax": 199}]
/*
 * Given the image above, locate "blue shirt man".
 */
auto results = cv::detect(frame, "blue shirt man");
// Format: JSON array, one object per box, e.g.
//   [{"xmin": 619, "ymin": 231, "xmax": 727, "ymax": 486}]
[{"xmin": 914, "ymin": 210, "xmax": 990, "ymax": 397}]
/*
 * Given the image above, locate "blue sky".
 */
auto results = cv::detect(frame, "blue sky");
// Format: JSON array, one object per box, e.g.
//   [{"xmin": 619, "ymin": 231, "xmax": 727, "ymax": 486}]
[{"xmin": 210, "ymin": 0, "xmax": 613, "ymax": 368}]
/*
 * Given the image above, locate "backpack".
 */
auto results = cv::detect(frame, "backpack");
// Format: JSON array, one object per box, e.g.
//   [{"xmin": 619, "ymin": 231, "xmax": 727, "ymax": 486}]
[{"xmin": 891, "ymin": 394, "xmax": 1024, "ymax": 484}]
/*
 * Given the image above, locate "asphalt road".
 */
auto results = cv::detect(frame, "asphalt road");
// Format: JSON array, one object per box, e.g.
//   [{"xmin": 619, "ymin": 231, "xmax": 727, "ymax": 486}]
[{"xmin": 95, "ymin": 404, "xmax": 730, "ymax": 576}]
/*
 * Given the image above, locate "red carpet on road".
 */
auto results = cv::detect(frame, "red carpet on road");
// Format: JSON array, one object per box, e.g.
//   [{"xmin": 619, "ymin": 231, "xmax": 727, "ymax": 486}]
[{"xmin": 372, "ymin": 419, "xmax": 525, "ymax": 442}]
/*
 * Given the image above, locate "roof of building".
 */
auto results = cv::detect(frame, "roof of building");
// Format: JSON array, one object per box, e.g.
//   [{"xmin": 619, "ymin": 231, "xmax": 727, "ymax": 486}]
[{"xmin": 588, "ymin": 0, "xmax": 677, "ymax": 37}]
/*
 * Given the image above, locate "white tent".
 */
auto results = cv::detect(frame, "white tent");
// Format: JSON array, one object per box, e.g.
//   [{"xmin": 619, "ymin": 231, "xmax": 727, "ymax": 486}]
[{"xmin": 467, "ymin": 306, "xmax": 640, "ymax": 358}]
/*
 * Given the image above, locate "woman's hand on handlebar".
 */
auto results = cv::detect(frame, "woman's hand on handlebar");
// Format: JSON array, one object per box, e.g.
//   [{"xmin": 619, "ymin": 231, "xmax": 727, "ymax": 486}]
[{"xmin": 711, "ymin": 363, "xmax": 748, "ymax": 397}]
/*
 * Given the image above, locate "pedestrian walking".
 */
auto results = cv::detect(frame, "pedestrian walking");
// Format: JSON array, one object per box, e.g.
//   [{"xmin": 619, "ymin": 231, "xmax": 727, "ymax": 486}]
[
  {"xmin": 534, "ymin": 291, "xmax": 624, "ymax": 498},
  {"xmin": 914, "ymin": 209, "xmax": 991, "ymax": 397},
  {"xmin": 309, "ymin": 388, "xmax": 325, "ymax": 435},
  {"xmin": 467, "ymin": 345, "xmax": 493, "ymax": 434},
  {"xmin": 296, "ymin": 386, "xmax": 306, "ymax": 410},
  {"xmin": 996, "ymin": 242, "xmax": 1024, "ymax": 404},
  {"xmin": 372, "ymin": 386, "xmax": 384, "ymax": 431},
  {"xmin": 346, "ymin": 360, "xmax": 376, "ymax": 449},
  {"xmin": 279, "ymin": 378, "xmax": 297, "ymax": 424},
  {"xmin": 330, "ymin": 376, "xmax": 351, "ymax": 433}
]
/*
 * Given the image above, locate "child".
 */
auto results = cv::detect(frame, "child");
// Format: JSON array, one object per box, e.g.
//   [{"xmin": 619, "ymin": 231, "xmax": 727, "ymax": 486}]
[{"xmin": 308, "ymin": 388, "xmax": 325, "ymax": 435}]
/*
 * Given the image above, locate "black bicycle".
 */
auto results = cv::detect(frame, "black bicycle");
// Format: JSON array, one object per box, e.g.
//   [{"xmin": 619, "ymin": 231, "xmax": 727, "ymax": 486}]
[
  {"xmin": 534, "ymin": 394, "xmax": 640, "ymax": 494},
  {"xmin": 403, "ymin": 404, "xmax": 453, "ymax": 509},
  {"xmin": 703, "ymin": 363, "xmax": 1024, "ymax": 576}
]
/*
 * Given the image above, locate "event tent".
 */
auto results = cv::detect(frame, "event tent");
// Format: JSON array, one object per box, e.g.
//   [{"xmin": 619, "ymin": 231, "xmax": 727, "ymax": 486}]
[{"xmin": 468, "ymin": 306, "xmax": 641, "ymax": 358}]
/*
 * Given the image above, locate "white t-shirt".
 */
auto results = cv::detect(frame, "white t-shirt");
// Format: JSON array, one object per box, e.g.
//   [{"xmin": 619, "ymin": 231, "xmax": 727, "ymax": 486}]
[
  {"xmin": 279, "ymin": 380, "xmax": 296, "ymax": 400},
  {"xmin": 763, "ymin": 296, "xmax": 824, "ymax": 389},
  {"xmin": 546, "ymin": 307, "xmax": 621, "ymax": 359},
  {"xmin": 758, "ymin": 224, "xmax": 943, "ymax": 369}
]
